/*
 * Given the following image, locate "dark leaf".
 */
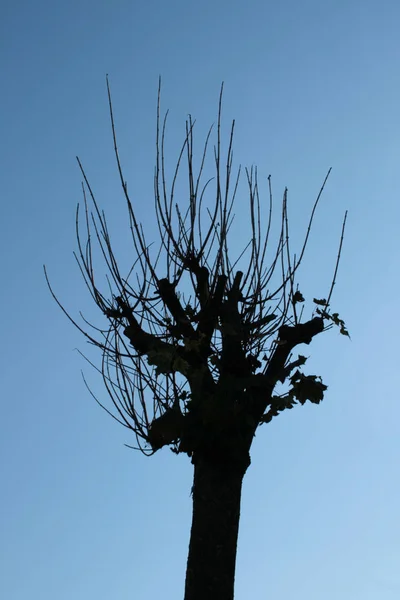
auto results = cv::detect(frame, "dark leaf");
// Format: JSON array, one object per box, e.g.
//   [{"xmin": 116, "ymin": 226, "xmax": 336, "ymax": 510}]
[
  {"xmin": 313, "ymin": 298, "xmax": 328, "ymax": 306},
  {"xmin": 293, "ymin": 291, "xmax": 305, "ymax": 303},
  {"xmin": 290, "ymin": 372, "xmax": 327, "ymax": 405}
]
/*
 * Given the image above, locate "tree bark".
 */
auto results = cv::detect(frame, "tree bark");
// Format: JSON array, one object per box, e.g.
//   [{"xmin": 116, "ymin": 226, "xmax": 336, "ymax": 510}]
[{"xmin": 184, "ymin": 455, "xmax": 249, "ymax": 600}]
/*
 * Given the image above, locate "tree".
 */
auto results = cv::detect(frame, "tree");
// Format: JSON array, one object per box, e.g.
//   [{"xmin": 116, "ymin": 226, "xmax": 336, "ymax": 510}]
[{"xmin": 45, "ymin": 78, "xmax": 349, "ymax": 600}]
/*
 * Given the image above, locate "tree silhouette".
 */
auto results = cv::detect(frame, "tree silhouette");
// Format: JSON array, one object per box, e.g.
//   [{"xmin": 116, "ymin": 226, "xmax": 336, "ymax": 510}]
[{"xmin": 45, "ymin": 78, "xmax": 348, "ymax": 600}]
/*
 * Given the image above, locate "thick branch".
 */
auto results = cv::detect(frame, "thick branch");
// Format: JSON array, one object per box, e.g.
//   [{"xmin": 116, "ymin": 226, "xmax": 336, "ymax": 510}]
[
  {"xmin": 250, "ymin": 316, "xmax": 324, "ymax": 422},
  {"xmin": 182, "ymin": 254, "xmax": 210, "ymax": 309},
  {"xmin": 197, "ymin": 274, "xmax": 227, "ymax": 347},
  {"xmin": 116, "ymin": 296, "xmax": 194, "ymax": 378},
  {"xmin": 148, "ymin": 405, "xmax": 185, "ymax": 450},
  {"xmin": 277, "ymin": 317, "xmax": 324, "ymax": 346},
  {"xmin": 157, "ymin": 278, "xmax": 196, "ymax": 339},
  {"xmin": 219, "ymin": 272, "xmax": 249, "ymax": 377}
]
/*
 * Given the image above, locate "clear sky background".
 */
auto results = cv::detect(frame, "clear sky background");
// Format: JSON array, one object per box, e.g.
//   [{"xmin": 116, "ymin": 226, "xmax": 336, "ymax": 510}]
[{"xmin": 1, "ymin": 1, "xmax": 400, "ymax": 598}]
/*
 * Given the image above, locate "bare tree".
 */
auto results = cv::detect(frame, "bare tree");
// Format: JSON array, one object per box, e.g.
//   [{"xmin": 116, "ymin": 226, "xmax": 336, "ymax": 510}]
[{"xmin": 45, "ymin": 78, "xmax": 349, "ymax": 600}]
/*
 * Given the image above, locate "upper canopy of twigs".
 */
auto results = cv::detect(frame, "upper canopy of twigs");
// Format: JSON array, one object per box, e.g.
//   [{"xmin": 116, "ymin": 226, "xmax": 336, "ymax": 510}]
[{"xmin": 45, "ymin": 78, "xmax": 348, "ymax": 455}]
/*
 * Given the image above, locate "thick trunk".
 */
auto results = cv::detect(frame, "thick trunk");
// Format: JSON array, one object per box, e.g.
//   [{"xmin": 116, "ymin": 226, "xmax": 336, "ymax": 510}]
[{"xmin": 184, "ymin": 456, "xmax": 248, "ymax": 600}]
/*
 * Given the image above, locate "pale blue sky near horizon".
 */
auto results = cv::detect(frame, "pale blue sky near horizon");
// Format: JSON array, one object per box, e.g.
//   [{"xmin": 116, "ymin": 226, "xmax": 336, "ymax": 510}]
[{"xmin": 1, "ymin": 1, "xmax": 400, "ymax": 598}]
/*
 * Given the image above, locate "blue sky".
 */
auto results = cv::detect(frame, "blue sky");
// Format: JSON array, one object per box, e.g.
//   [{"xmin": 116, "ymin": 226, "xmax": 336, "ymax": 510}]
[{"xmin": 1, "ymin": 0, "xmax": 400, "ymax": 598}]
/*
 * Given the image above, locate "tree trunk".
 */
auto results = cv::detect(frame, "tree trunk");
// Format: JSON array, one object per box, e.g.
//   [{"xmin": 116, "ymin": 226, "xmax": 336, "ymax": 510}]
[{"xmin": 184, "ymin": 455, "xmax": 249, "ymax": 600}]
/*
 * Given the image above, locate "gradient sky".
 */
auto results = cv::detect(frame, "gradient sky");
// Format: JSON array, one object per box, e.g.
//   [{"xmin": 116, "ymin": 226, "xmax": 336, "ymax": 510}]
[{"xmin": 1, "ymin": 1, "xmax": 400, "ymax": 598}]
